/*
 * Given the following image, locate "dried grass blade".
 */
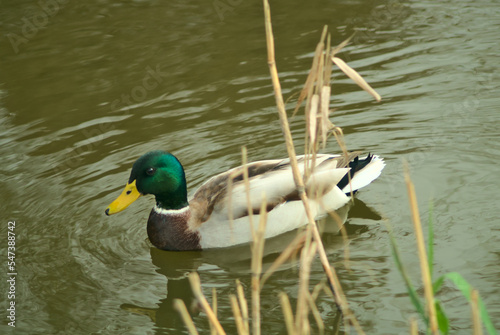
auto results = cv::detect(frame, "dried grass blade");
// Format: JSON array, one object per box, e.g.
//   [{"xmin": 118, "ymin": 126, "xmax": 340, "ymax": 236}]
[
  {"xmin": 293, "ymin": 27, "xmax": 326, "ymax": 116},
  {"xmin": 230, "ymin": 295, "xmax": 247, "ymax": 335},
  {"xmin": 188, "ymin": 273, "xmax": 226, "ymax": 335},
  {"xmin": 280, "ymin": 292, "xmax": 297, "ymax": 335},
  {"xmin": 308, "ymin": 94, "xmax": 319, "ymax": 151},
  {"xmin": 174, "ymin": 299, "xmax": 200, "ymax": 335},
  {"xmin": 331, "ymin": 32, "xmax": 356, "ymax": 56},
  {"xmin": 211, "ymin": 288, "xmax": 218, "ymax": 335},
  {"xmin": 410, "ymin": 317, "xmax": 419, "ymax": 335},
  {"xmin": 307, "ymin": 290, "xmax": 325, "ymax": 335},
  {"xmin": 315, "ymin": 51, "xmax": 325, "ymax": 95},
  {"xmin": 323, "ymin": 33, "xmax": 332, "ymax": 86},
  {"xmin": 331, "ymin": 56, "xmax": 381, "ymax": 102},
  {"xmin": 236, "ymin": 280, "xmax": 249, "ymax": 334},
  {"xmin": 325, "ymin": 207, "xmax": 351, "ymax": 270},
  {"xmin": 404, "ymin": 162, "xmax": 438, "ymax": 335},
  {"xmin": 471, "ymin": 290, "xmax": 484, "ymax": 335},
  {"xmin": 295, "ymin": 242, "xmax": 317, "ymax": 332},
  {"xmin": 320, "ymin": 85, "xmax": 332, "ymax": 147},
  {"xmin": 226, "ymin": 170, "xmax": 241, "ymax": 244},
  {"xmin": 251, "ymin": 195, "xmax": 268, "ymax": 335},
  {"xmin": 263, "ymin": 1, "xmax": 359, "ymax": 327},
  {"xmin": 241, "ymin": 146, "xmax": 255, "ymax": 242},
  {"xmin": 260, "ymin": 231, "xmax": 307, "ymax": 288}
]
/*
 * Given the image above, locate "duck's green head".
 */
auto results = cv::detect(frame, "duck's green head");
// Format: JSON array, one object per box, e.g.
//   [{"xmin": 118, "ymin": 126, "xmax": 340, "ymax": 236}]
[{"xmin": 105, "ymin": 150, "xmax": 188, "ymax": 215}]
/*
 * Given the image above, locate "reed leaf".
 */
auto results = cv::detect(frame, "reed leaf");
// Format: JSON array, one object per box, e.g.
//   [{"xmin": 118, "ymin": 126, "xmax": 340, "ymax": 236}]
[
  {"xmin": 435, "ymin": 300, "xmax": 449, "ymax": 335},
  {"xmin": 428, "ymin": 201, "xmax": 435, "ymax": 279},
  {"xmin": 331, "ymin": 56, "xmax": 381, "ymax": 102},
  {"xmin": 439, "ymin": 272, "xmax": 497, "ymax": 335},
  {"xmin": 388, "ymin": 227, "xmax": 427, "ymax": 322}
]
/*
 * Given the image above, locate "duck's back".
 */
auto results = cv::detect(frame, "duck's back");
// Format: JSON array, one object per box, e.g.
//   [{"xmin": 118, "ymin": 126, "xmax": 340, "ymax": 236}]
[{"xmin": 187, "ymin": 153, "xmax": 384, "ymax": 249}]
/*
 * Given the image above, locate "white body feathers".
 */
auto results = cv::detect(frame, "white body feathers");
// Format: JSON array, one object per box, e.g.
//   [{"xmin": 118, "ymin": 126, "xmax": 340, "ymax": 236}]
[{"xmin": 193, "ymin": 154, "xmax": 385, "ymax": 249}]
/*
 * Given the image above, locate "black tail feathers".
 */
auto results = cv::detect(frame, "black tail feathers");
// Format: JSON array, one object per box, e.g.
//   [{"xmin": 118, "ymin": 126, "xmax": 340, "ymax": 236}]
[{"xmin": 336, "ymin": 153, "xmax": 374, "ymax": 192}]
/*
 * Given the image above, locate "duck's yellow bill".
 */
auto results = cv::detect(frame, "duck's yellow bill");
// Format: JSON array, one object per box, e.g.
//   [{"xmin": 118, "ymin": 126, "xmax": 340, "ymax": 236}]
[{"xmin": 105, "ymin": 180, "xmax": 141, "ymax": 215}]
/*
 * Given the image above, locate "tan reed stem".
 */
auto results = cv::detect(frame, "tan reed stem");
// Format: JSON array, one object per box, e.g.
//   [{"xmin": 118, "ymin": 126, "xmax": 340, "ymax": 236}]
[
  {"xmin": 404, "ymin": 162, "xmax": 438, "ymax": 334},
  {"xmin": 230, "ymin": 294, "xmax": 247, "ymax": 335},
  {"xmin": 280, "ymin": 292, "xmax": 297, "ymax": 335},
  {"xmin": 211, "ymin": 288, "xmax": 218, "ymax": 335},
  {"xmin": 409, "ymin": 317, "xmax": 418, "ymax": 335},
  {"xmin": 188, "ymin": 272, "xmax": 226, "ymax": 335},
  {"xmin": 174, "ymin": 299, "xmax": 200, "ymax": 335},
  {"xmin": 236, "ymin": 279, "xmax": 250, "ymax": 334},
  {"xmin": 263, "ymin": 0, "xmax": 353, "ymax": 320},
  {"xmin": 471, "ymin": 290, "xmax": 483, "ymax": 335}
]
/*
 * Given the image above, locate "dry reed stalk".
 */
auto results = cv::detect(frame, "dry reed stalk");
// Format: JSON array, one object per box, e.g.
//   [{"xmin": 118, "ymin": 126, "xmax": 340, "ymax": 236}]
[
  {"xmin": 175, "ymin": 3, "xmax": 385, "ymax": 335},
  {"xmin": 404, "ymin": 162, "xmax": 438, "ymax": 334},
  {"xmin": 307, "ymin": 291, "xmax": 325, "ymax": 335},
  {"xmin": 328, "ymin": 32, "xmax": 380, "ymax": 199},
  {"xmin": 308, "ymin": 95, "xmax": 319, "ymax": 154},
  {"xmin": 260, "ymin": 230, "xmax": 307, "ymax": 287},
  {"xmin": 280, "ymin": 292, "xmax": 297, "ymax": 335},
  {"xmin": 316, "ymin": 196, "xmax": 352, "ymax": 270},
  {"xmin": 174, "ymin": 299, "xmax": 200, "ymax": 335},
  {"xmin": 409, "ymin": 317, "xmax": 418, "ymax": 335},
  {"xmin": 320, "ymin": 86, "xmax": 331, "ymax": 148},
  {"xmin": 302, "ymin": 28, "xmax": 332, "ymax": 181},
  {"xmin": 188, "ymin": 273, "xmax": 226, "ymax": 335},
  {"xmin": 294, "ymin": 26, "xmax": 328, "ymax": 117},
  {"xmin": 330, "ymin": 32, "xmax": 354, "ymax": 56},
  {"xmin": 330, "ymin": 210, "xmax": 352, "ymax": 270},
  {"xmin": 311, "ymin": 280, "xmax": 327, "ymax": 301},
  {"xmin": 210, "ymin": 288, "xmax": 218, "ymax": 335},
  {"xmin": 263, "ymin": 0, "xmax": 346, "ymax": 313},
  {"xmin": 323, "ymin": 33, "xmax": 332, "ymax": 88},
  {"xmin": 304, "ymin": 273, "xmax": 327, "ymax": 334},
  {"xmin": 295, "ymin": 242, "xmax": 318, "ymax": 333},
  {"xmin": 299, "ymin": 27, "xmax": 364, "ymax": 276},
  {"xmin": 299, "ymin": 27, "xmax": 363, "ymax": 193},
  {"xmin": 241, "ymin": 147, "xmax": 255, "ymax": 242},
  {"xmin": 226, "ymin": 170, "xmax": 241, "ymax": 245},
  {"xmin": 251, "ymin": 196, "xmax": 268, "ymax": 335},
  {"xmin": 230, "ymin": 294, "xmax": 247, "ymax": 335},
  {"xmin": 212, "ymin": 288, "xmax": 217, "ymax": 317},
  {"xmin": 327, "ymin": 264, "xmax": 365, "ymax": 334},
  {"xmin": 241, "ymin": 145, "xmax": 268, "ymax": 335},
  {"xmin": 471, "ymin": 290, "xmax": 483, "ymax": 335},
  {"xmin": 262, "ymin": 2, "xmax": 376, "ymax": 332},
  {"xmin": 331, "ymin": 127, "xmax": 354, "ymax": 199},
  {"xmin": 235, "ymin": 280, "xmax": 250, "ymax": 334}
]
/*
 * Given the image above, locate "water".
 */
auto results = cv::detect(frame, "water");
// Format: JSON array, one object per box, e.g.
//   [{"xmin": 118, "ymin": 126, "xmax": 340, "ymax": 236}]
[{"xmin": 1, "ymin": 0, "xmax": 499, "ymax": 333}]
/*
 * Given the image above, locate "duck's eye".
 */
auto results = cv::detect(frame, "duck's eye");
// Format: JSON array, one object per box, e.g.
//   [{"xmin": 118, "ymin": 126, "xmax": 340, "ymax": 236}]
[{"xmin": 146, "ymin": 167, "xmax": 156, "ymax": 176}]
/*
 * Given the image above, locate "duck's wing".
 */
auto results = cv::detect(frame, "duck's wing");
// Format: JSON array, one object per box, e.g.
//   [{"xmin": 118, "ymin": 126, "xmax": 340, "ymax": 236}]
[
  {"xmin": 189, "ymin": 159, "xmax": 283, "ymax": 224},
  {"xmin": 189, "ymin": 154, "xmax": 356, "ymax": 225}
]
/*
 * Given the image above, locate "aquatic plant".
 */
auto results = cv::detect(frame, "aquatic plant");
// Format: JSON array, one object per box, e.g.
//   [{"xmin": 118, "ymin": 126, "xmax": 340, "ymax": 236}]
[{"xmin": 389, "ymin": 165, "xmax": 497, "ymax": 335}]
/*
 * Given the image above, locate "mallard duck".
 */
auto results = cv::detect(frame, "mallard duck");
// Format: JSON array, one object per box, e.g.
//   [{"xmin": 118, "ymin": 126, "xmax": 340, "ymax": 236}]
[{"xmin": 105, "ymin": 150, "xmax": 385, "ymax": 251}]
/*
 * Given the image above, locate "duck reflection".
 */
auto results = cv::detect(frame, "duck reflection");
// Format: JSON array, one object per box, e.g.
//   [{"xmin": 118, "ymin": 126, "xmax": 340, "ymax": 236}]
[{"xmin": 120, "ymin": 199, "xmax": 381, "ymax": 332}]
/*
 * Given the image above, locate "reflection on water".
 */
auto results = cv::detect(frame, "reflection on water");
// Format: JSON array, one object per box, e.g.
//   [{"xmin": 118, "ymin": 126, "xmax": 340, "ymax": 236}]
[
  {"xmin": 122, "ymin": 201, "xmax": 377, "ymax": 334},
  {"xmin": 1, "ymin": 0, "xmax": 500, "ymax": 333}
]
